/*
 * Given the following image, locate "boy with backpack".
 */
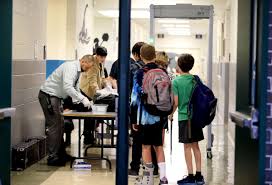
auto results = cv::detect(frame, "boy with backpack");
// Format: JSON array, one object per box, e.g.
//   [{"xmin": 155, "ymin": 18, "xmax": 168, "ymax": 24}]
[
  {"xmin": 131, "ymin": 44, "xmax": 172, "ymax": 185},
  {"xmin": 128, "ymin": 42, "xmax": 159, "ymax": 177},
  {"xmin": 109, "ymin": 42, "xmax": 159, "ymax": 177},
  {"xmin": 169, "ymin": 54, "xmax": 205, "ymax": 185}
]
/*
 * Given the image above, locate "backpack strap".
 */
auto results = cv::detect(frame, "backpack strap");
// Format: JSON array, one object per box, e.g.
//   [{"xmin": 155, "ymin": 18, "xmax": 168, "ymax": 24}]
[
  {"xmin": 186, "ymin": 75, "xmax": 202, "ymax": 137},
  {"xmin": 187, "ymin": 77, "xmax": 197, "ymax": 139},
  {"xmin": 134, "ymin": 61, "xmax": 143, "ymax": 69},
  {"xmin": 187, "ymin": 76, "xmax": 197, "ymax": 119},
  {"xmin": 193, "ymin": 75, "xmax": 202, "ymax": 85}
]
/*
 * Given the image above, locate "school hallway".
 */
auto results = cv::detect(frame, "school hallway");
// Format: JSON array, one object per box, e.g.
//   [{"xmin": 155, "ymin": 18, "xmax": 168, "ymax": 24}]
[
  {"xmin": 11, "ymin": 113, "xmax": 234, "ymax": 185},
  {"xmin": 1, "ymin": 0, "xmax": 272, "ymax": 185}
]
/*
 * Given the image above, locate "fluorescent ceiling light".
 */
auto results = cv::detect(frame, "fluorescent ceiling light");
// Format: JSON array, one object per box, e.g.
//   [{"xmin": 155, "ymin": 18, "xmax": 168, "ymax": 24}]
[
  {"xmin": 161, "ymin": 24, "xmax": 175, "ymax": 28},
  {"xmin": 98, "ymin": 9, "xmax": 150, "ymax": 19},
  {"xmin": 158, "ymin": 19, "xmax": 190, "ymax": 24},
  {"xmin": 161, "ymin": 24, "xmax": 190, "ymax": 28},
  {"xmin": 165, "ymin": 28, "xmax": 191, "ymax": 32},
  {"xmin": 175, "ymin": 24, "xmax": 190, "ymax": 28},
  {"xmin": 98, "ymin": 10, "xmax": 119, "ymax": 17},
  {"xmin": 167, "ymin": 31, "xmax": 191, "ymax": 36},
  {"xmin": 166, "ymin": 28, "xmax": 191, "ymax": 36}
]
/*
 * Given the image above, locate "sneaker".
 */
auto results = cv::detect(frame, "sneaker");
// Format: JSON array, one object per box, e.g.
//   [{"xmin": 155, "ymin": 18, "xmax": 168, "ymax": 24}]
[
  {"xmin": 128, "ymin": 169, "xmax": 139, "ymax": 177},
  {"xmin": 63, "ymin": 153, "xmax": 73, "ymax": 162},
  {"xmin": 177, "ymin": 176, "xmax": 195, "ymax": 185},
  {"xmin": 47, "ymin": 157, "xmax": 66, "ymax": 166},
  {"xmin": 159, "ymin": 177, "xmax": 168, "ymax": 184},
  {"xmin": 134, "ymin": 165, "xmax": 154, "ymax": 185},
  {"xmin": 134, "ymin": 175, "xmax": 154, "ymax": 185},
  {"xmin": 195, "ymin": 175, "xmax": 205, "ymax": 185}
]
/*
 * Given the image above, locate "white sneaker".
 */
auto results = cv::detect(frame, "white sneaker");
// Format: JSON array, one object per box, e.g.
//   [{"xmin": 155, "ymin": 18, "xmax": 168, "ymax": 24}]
[{"xmin": 134, "ymin": 165, "xmax": 154, "ymax": 185}]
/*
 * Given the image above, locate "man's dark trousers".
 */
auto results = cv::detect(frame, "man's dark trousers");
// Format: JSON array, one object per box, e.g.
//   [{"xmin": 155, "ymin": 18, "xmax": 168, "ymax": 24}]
[{"xmin": 38, "ymin": 91, "xmax": 65, "ymax": 160}]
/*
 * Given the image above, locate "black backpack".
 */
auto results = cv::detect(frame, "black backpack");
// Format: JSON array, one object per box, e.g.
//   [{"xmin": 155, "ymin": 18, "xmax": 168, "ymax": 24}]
[{"xmin": 188, "ymin": 75, "xmax": 217, "ymax": 128}]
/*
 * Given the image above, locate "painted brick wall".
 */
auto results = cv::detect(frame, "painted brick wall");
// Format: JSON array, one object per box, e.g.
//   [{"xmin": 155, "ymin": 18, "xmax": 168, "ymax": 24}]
[
  {"xmin": 266, "ymin": 4, "xmax": 272, "ymax": 184},
  {"xmin": 11, "ymin": 0, "xmax": 47, "ymax": 145}
]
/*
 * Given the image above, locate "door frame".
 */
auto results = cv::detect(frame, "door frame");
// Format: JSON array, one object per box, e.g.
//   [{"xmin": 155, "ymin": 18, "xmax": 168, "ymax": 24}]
[
  {"xmin": 150, "ymin": 4, "xmax": 214, "ymax": 156},
  {"xmin": 0, "ymin": 0, "xmax": 12, "ymax": 185}
]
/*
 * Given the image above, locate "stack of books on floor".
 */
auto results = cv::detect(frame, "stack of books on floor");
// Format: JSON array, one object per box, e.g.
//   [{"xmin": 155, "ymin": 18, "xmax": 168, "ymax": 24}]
[{"xmin": 73, "ymin": 160, "xmax": 92, "ymax": 170}]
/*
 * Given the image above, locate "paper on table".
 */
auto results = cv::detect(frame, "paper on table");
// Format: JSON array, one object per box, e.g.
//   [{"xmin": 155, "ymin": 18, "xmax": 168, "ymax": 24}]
[{"xmin": 96, "ymin": 86, "xmax": 118, "ymax": 100}]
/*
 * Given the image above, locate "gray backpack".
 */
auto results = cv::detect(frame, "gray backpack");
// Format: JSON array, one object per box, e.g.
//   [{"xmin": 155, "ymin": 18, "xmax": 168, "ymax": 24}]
[{"xmin": 141, "ymin": 68, "xmax": 173, "ymax": 116}]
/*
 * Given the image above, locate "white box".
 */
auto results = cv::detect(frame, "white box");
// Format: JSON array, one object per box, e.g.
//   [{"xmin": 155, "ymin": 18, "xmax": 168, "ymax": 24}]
[{"xmin": 92, "ymin": 104, "xmax": 108, "ymax": 114}]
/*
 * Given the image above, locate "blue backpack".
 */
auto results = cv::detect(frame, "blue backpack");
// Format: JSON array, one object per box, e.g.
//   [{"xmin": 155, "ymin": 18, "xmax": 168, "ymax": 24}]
[{"xmin": 188, "ymin": 75, "xmax": 217, "ymax": 128}]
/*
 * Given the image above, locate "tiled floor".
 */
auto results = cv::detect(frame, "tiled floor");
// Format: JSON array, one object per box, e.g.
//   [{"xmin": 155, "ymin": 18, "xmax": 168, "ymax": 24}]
[{"xmin": 11, "ymin": 114, "xmax": 234, "ymax": 185}]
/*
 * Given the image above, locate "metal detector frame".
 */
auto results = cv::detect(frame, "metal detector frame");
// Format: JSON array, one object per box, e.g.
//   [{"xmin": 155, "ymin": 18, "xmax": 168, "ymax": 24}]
[{"xmin": 150, "ymin": 4, "xmax": 214, "ymax": 159}]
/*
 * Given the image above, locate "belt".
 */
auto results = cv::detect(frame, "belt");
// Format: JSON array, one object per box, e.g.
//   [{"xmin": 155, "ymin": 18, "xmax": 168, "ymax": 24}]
[{"xmin": 40, "ymin": 90, "xmax": 62, "ymax": 100}]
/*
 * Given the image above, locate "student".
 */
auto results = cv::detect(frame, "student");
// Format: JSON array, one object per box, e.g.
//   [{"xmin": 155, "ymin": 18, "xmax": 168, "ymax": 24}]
[
  {"xmin": 131, "ymin": 44, "xmax": 168, "ymax": 185},
  {"xmin": 169, "ymin": 54, "xmax": 205, "ymax": 184},
  {"xmin": 129, "ymin": 42, "xmax": 159, "ymax": 177},
  {"xmin": 108, "ymin": 57, "xmax": 135, "ymax": 90},
  {"xmin": 155, "ymin": 51, "xmax": 169, "ymax": 69},
  {"xmin": 80, "ymin": 46, "xmax": 108, "ymax": 99},
  {"xmin": 155, "ymin": 51, "xmax": 175, "ymax": 80},
  {"xmin": 109, "ymin": 42, "xmax": 159, "ymax": 177},
  {"xmin": 80, "ymin": 47, "xmax": 108, "ymax": 145},
  {"xmin": 39, "ymin": 55, "xmax": 93, "ymax": 166},
  {"xmin": 154, "ymin": 51, "xmax": 171, "ymax": 144}
]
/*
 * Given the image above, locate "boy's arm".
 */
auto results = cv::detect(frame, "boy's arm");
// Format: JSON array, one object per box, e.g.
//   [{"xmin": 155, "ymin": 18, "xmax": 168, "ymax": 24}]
[
  {"xmin": 108, "ymin": 76, "xmax": 117, "ymax": 89},
  {"xmin": 130, "ymin": 71, "xmax": 143, "ymax": 131},
  {"xmin": 130, "ymin": 74, "xmax": 139, "ymax": 126},
  {"xmin": 169, "ymin": 95, "xmax": 178, "ymax": 121},
  {"xmin": 169, "ymin": 80, "xmax": 178, "ymax": 121}
]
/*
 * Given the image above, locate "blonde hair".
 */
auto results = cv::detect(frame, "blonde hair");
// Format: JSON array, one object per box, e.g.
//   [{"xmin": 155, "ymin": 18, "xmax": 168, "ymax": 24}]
[
  {"xmin": 155, "ymin": 51, "xmax": 169, "ymax": 69},
  {"xmin": 81, "ymin": 54, "xmax": 95, "ymax": 63}
]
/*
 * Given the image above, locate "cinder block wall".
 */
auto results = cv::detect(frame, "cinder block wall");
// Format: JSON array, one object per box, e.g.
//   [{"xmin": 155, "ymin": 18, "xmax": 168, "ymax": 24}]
[{"xmin": 11, "ymin": 0, "xmax": 47, "ymax": 145}]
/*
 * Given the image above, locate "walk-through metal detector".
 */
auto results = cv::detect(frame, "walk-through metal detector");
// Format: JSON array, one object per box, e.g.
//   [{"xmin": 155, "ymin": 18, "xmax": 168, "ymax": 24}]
[{"xmin": 150, "ymin": 4, "xmax": 214, "ymax": 159}]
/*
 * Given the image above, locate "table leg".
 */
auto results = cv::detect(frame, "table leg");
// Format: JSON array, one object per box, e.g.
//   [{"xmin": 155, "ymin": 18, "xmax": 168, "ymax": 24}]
[
  {"xmin": 111, "ymin": 119, "xmax": 114, "ymax": 146},
  {"xmin": 101, "ymin": 120, "xmax": 104, "ymax": 158},
  {"xmin": 67, "ymin": 117, "xmax": 113, "ymax": 170},
  {"xmin": 78, "ymin": 119, "xmax": 81, "ymax": 157}
]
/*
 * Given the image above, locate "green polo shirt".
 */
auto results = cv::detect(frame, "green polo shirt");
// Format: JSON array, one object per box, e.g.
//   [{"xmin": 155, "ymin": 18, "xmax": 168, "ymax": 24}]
[{"xmin": 172, "ymin": 74, "xmax": 194, "ymax": 121}]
